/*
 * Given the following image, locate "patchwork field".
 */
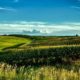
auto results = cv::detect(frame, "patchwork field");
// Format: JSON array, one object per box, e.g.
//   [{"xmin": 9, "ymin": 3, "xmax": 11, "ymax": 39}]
[{"xmin": 0, "ymin": 35, "xmax": 80, "ymax": 80}]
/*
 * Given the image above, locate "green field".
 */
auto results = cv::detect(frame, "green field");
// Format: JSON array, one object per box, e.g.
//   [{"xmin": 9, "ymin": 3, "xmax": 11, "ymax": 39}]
[
  {"xmin": 0, "ymin": 35, "xmax": 31, "ymax": 51},
  {"xmin": 0, "ymin": 35, "xmax": 80, "ymax": 80}
]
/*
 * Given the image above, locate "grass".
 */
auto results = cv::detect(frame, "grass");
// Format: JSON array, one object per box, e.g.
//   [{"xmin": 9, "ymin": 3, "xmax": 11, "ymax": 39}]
[
  {"xmin": 0, "ymin": 35, "xmax": 31, "ymax": 51},
  {"xmin": 0, "ymin": 63, "xmax": 80, "ymax": 80}
]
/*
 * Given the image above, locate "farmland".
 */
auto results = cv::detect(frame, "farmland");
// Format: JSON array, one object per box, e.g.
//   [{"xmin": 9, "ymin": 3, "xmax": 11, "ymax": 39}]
[
  {"xmin": 0, "ymin": 35, "xmax": 31, "ymax": 51},
  {"xmin": 0, "ymin": 35, "xmax": 80, "ymax": 80}
]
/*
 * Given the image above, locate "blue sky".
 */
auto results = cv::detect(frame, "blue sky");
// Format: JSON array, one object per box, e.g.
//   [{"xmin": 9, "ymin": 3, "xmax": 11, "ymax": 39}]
[{"xmin": 0, "ymin": 0, "xmax": 80, "ymax": 35}]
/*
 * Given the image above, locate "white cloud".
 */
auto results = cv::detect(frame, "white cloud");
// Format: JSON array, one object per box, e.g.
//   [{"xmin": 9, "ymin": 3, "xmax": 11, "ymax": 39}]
[
  {"xmin": 0, "ymin": 7, "xmax": 16, "ymax": 11},
  {"xmin": 0, "ymin": 21, "xmax": 80, "ymax": 35}
]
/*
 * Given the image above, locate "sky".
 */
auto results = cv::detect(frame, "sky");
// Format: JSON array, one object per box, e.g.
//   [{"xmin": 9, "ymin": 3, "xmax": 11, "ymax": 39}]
[{"xmin": 0, "ymin": 0, "xmax": 80, "ymax": 36}]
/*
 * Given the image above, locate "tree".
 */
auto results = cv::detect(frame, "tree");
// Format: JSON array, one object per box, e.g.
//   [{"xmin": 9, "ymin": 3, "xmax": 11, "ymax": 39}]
[{"xmin": 75, "ymin": 34, "xmax": 79, "ymax": 37}]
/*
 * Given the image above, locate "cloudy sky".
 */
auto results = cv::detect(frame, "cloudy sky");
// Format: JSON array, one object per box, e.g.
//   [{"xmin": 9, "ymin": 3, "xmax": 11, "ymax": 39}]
[{"xmin": 0, "ymin": 0, "xmax": 80, "ymax": 35}]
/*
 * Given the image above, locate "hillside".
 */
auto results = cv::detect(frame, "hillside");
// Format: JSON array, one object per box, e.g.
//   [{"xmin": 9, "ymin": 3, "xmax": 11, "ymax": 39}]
[{"xmin": 0, "ymin": 35, "xmax": 31, "ymax": 51}]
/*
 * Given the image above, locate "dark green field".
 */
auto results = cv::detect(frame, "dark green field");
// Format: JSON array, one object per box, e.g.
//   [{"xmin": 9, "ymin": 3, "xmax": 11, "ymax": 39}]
[{"xmin": 0, "ymin": 35, "xmax": 80, "ymax": 80}]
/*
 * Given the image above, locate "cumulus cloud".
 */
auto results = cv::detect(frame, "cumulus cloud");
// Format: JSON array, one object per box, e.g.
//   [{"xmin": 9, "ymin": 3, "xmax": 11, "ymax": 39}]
[{"xmin": 0, "ymin": 21, "xmax": 80, "ymax": 36}]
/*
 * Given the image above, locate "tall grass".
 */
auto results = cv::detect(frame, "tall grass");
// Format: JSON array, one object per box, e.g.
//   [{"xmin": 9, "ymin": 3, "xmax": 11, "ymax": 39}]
[{"xmin": 0, "ymin": 63, "xmax": 80, "ymax": 80}]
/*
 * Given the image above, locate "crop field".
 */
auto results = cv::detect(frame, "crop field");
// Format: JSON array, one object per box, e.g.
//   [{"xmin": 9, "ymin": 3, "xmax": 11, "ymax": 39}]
[{"xmin": 0, "ymin": 35, "xmax": 80, "ymax": 80}]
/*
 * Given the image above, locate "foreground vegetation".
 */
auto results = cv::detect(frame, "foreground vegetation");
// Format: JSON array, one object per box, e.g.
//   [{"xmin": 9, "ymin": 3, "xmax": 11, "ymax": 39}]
[
  {"xmin": 0, "ymin": 35, "xmax": 80, "ymax": 80},
  {"xmin": 0, "ymin": 63, "xmax": 80, "ymax": 80}
]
